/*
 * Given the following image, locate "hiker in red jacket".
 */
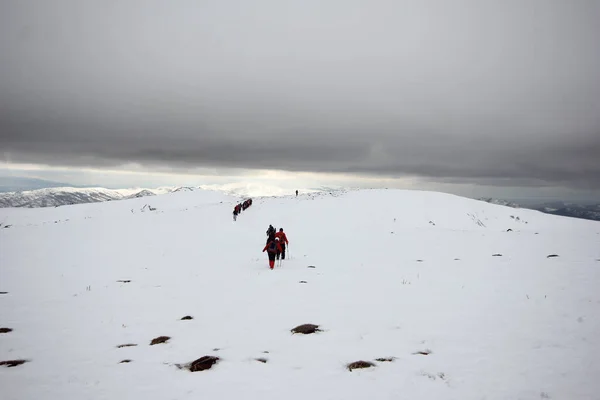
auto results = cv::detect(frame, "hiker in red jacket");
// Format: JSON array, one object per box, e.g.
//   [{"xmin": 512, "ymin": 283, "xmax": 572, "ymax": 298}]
[
  {"xmin": 275, "ymin": 228, "xmax": 289, "ymax": 260},
  {"xmin": 263, "ymin": 236, "xmax": 283, "ymax": 270}
]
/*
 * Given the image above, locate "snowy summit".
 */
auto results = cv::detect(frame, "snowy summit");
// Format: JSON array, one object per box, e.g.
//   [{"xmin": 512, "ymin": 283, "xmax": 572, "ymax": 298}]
[{"xmin": 0, "ymin": 188, "xmax": 599, "ymax": 399}]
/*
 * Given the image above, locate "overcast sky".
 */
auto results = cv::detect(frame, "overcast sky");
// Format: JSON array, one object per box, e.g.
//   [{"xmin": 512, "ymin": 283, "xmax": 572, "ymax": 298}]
[{"xmin": 1, "ymin": 0, "xmax": 599, "ymax": 199}]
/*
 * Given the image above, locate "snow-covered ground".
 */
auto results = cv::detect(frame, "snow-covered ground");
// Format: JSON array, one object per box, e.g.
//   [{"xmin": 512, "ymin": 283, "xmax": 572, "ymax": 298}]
[{"xmin": 1, "ymin": 188, "xmax": 599, "ymax": 400}]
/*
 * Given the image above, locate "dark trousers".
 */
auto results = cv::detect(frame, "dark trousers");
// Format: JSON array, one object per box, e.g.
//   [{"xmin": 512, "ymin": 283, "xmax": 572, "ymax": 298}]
[
  {"xmin": 267, "ymin": 251, "xmax": 276, "ymax": 269},
  {"xmin": 277, "ymin": 244, "xmax": 286, "ymax": 260}
]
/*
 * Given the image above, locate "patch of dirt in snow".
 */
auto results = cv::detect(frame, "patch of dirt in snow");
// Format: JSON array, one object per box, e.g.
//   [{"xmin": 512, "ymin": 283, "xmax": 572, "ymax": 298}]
[
  {"xmin": 413, "ymin": 349, "xmax": 432, "ymax": 356},
  {"xmin": 375, "ymin": 357, "xmax": 395, "ymax": 362},
  {"xmin": 150, "ymin": 336, "xmax": 170, "ymax": 345},
  {"xmin": 180, "ymin": 315, "xmax": 193, "ymax": 320},
  {"xmin": 0, "ymin": 327, "xmax": 13, "ymax": 333},
  {"xmin": 347, "ymin": 361, "xmax": 375, "ymax": 371},
  {"xmin": 291, "ymin": 324, "xmax": 322, "ymax": 334},
  {"xmin": 117, "ymin": 343, "xmax": 137, "ymax": 348},
  {"xmin": 0, "ymin": 359, "xmax": 28, "ymax": 367},
  {"xmin": 420, "ymin": 371, "xmax": 447, "ymax": 382}
]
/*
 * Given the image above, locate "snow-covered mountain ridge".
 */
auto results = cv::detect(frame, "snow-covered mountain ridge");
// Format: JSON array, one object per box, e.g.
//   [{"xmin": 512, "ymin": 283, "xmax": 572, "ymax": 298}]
[
  {"xmin": 0, "ymin": 186, "xmax": 183, "ymax": 208},
  {"xmin": 0, "ymin": 184, "xmax": 314, "ymax": 208},
  {"xmin": 1, "ymin": 189, "xmax": 598, "ymax": 400}
]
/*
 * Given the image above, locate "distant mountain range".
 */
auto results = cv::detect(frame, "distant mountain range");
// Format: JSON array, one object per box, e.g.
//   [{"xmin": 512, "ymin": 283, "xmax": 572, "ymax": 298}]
[
  {"xmin": 0, "ymin": 176, "xmax": 93, "ymax": 193},
  {"xmin": 478, "ymin": 198, "xmax": 600, "ymax": 222},
  {"xmin": 0, "ymin": 184, "xmax": 260, "ymax": 208},
  {"xmin": 0, "ymin": 186, "xmax": 174, "ymax": 208}
]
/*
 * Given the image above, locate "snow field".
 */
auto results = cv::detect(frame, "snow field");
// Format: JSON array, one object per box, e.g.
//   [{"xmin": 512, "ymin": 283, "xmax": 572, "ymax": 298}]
[{"xmin": 1, "ymin": 189, "xmax": 599, "ymax": 399}]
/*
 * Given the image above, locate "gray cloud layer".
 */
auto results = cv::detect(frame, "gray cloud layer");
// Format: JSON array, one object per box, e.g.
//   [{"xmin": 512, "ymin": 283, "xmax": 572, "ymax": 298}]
[{"xmin": 1, "ymin": 0, "xmax": 599, "ymax": 188}]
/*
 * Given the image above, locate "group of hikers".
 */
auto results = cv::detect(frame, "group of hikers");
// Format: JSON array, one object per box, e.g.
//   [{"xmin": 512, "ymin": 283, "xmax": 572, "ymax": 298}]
[
  {"xmin": 230, "ymin": 195, "xmax": 296, "ymax": 269},
  {"xmin": 263, "ymin": 224, "xmax": 290, "ymax": 270},
  {"xmin": 233, "ymin": 198, "xmax": 253, "ymax": 221}
]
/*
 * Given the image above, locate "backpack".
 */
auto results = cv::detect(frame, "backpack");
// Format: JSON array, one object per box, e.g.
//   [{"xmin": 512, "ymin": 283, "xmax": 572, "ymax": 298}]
[{"xmin": 267, "ymin": 240, "xmax": 277, "ymax": 253}]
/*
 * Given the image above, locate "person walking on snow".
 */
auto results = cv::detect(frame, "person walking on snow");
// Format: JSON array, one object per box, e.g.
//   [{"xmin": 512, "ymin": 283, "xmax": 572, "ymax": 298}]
[
  {"xmin": 275, "ymin": 228, "xmax": 289, "ymax": 260},
  {"xmin": 263, "ymin": 236, "xmax": 282, "ymax": 270}
]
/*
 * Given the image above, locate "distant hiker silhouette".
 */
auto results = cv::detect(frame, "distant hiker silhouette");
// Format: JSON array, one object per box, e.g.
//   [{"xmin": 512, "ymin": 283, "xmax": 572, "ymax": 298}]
[
  {"xmin": 275, "ymin": 228, "xmax": 289, "ymax": 260},
  {"xmin": 263, "ymin": 236, "xmax": 282, "ymax": 269}
]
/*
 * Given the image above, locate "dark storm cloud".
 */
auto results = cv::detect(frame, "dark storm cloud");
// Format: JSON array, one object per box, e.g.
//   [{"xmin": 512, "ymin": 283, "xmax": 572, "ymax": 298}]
[{"xmin": 1, "ymin": 0, "xmax": 600, "ymax": 188}]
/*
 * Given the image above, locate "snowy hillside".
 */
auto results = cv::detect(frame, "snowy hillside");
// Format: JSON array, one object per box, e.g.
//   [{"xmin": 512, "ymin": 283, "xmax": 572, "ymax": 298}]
[
  {"xmin": 1, "ymin": 189, "xmax": 599, "ymax": 400},
  {"xmin": 0, "ymin": 186, "xmax": 169, "ymax": 208}
]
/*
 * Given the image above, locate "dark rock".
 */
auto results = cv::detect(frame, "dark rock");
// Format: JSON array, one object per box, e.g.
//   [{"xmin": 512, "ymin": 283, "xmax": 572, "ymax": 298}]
[
  {"xmin": 255, "ymin": 358, "xmax": 268, "ymax": 363},
  {"xmin": 119, "ymin": 359, "xmax": 132, "ymax": 364},
  {"xmin": 117, "ymin": 343, "xmax": 137, "ymax": 348},
  {"xmin": 0, "ymin": 360, "xmax": 27, "ymax": 367},
  {"xmin": 189, "ymin": 356, "xmax": 220, "ymax": 372},
  {"xmin": 299, "ymin": 281, "xmax": 307, "ymax": 284},
  {"xmin": 547, "ymin": 254, "xmax": 559, "ymax": 258},
  {"xmin": 291, "ymin": 324, "xmax": 322, "ymax": 334},
  {"xmin": 375, "ymin": 357, "xmax": 395, "ymax": 362},
  {"xmin": 150, "ymin": 336, "xmax": 170, "ymax": 345},
  {"xmin": 307, "ymin": 266, "xmax": 316, "ymax": 268},
  {"xmin": 492, "ymin": 254, "xmax": 502, "ymax": 257},
  {"xmin": 181, "ymin": 316, "xmax": 193, "ymax": 320},
  {"xmin": 347, "ymin": 361, "xmax": 375, "ymax": 371},
  {"xmin": 0, "ymin": 328, "xmax": 12, "ymax": 333},
  {"xmin": 117, "ymin": 280, "xmax": 131, "ymax": 283}
]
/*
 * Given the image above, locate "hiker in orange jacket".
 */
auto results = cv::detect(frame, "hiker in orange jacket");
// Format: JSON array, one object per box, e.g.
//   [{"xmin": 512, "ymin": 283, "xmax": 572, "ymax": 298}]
[
  {"xmin": 275, "ymin": 228, "xmax": 289, "ymax": 260},
  {"xmin": 263, "ymin": 236, "xmax": 283, "ymax": 269}
]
